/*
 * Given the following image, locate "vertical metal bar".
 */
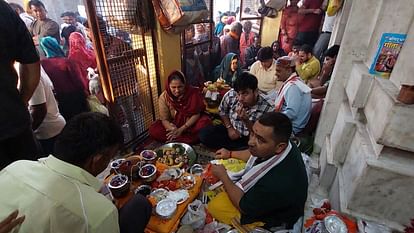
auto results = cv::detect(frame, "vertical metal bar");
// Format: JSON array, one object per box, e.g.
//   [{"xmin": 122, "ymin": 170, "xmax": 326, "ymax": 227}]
[
  {"xmin": 83, "ymin": 0, "xmax": 115, "ymax": 103},
  {"xmin": 140, "ymin": 31, "xmax": 157, "ymax": 122}
]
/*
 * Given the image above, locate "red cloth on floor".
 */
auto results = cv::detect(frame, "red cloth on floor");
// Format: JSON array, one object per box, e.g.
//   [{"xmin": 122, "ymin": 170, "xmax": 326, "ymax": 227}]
[{"xmin": 149, "ymin": 115, "xmax": 211, "ymax": 144}]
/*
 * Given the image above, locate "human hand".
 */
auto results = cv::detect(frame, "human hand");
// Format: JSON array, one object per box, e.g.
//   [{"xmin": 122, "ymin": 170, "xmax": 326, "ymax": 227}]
[
  {"xmin": 313, "ymin": 8, "xmax": 322, "ymax": 14},
  {"xmin": 215, "ymin": 148, "xmax": 230, "ymax": 159},
  {"xmin": 166, "ymin": 127, "xmax": 184, "ymax": 141},
  {"xmin": 227, "ymin": 127, "xmax": 241, "ymax": 140},
  {"xmin": 283, "ymin": 35, "xmax": 289, "ymax": 44},
  {"xmin": 236, "ymin": 104, "xmax": 249, "ymax": 122},
  {"xmin": 0, "ymin": 210, "xmax": 25, "ymax": 233},
  {"xmin": 32, "ymin": 36, "xmax": 39, "ymax": 46},
  {"xmin": 211, "ymin": 164, "xmax": 228, "ymax": 180}
]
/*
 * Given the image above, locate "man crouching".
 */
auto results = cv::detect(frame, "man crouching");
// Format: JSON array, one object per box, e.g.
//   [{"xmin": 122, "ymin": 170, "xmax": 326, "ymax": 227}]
[{"xmin": 207, "ymin": 112, "xmax": 308, "ymax": 231}]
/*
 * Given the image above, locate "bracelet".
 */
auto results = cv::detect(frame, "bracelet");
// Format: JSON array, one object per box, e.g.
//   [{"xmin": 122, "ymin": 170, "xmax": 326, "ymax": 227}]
[
  {"xmin": 225, "ymin": 124, "xmax": 232, "ymax": 129},
  {"xmin": 229, "ymin": 151, "xmax": 232, "ymax": 158}
]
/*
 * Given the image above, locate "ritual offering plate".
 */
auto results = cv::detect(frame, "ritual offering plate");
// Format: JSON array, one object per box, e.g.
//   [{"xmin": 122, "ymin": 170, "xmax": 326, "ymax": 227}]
[
  {"xmin": 108, "ymin": 174, "xmax": 130, "ymax": 198},
  {"xmin": 155, "ymin": 198, "xmax": 177, "ymax": 219},
  {"xmin": 167, "ymin": 189, "xmax": 189, "ymax": 204},
  {"xmin": 149, "ymin": 188, "xmax": 169, "ymax": 203},
  {"xmin": 155, "ymin": 143, "xmax": 197, "ymax": 169}
]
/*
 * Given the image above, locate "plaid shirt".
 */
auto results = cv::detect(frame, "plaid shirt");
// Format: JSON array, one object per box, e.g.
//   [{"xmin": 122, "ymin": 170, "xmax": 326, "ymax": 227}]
[{"xmin": 219, "ymin": 89, "xmax": 273, "ymax": 136}]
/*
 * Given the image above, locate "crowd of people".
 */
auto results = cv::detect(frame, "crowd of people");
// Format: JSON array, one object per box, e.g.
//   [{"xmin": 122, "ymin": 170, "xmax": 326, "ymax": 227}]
[{"xmin": 0, "ymin": 0, "xmax": 342, "ymax": 232}]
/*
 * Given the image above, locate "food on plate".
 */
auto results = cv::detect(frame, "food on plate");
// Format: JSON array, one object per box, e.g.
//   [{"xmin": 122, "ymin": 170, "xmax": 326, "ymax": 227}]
[{"xmin": 157, "ymin": 144, "xmax": 189, "ymax": 168}]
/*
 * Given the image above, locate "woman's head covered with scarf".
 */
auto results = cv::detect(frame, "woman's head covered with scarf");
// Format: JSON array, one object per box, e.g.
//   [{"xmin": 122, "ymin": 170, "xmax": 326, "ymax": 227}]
[
  {"xmin": 68, "ymin": 32, "xmax": 96, "ymax": 69},
  {"xmin": 218, "ymin": 53, "xmax": 242, "ymax": 85},
  {"xmin": 165, "ymin": 70, "xmax": 205, "ymax": 124},
  {"xmin": 40, "ymin": 36, "xmax": 65, "ymax": 58}
]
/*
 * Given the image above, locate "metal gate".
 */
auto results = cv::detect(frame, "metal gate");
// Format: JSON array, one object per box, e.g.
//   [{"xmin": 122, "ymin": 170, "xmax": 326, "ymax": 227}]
[{"xmin": 84, "ymin": 0, "xmax": 160, "ymax": 146}]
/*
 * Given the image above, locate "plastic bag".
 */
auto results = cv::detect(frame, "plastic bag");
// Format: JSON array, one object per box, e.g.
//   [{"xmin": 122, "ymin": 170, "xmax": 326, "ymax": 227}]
[
  {"xmin": 87, "ymin": 95, "xmax": 109, "ymax": 116},
  {"xmin": 181, "ymin": 199, "xmax": 206, "ymax": 229}
]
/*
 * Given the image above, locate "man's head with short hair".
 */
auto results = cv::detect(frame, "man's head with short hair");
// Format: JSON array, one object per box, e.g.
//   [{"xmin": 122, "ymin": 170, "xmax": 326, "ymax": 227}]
[
  {"xmin": 292, "ymin": 39, "xmax": 302, "ymax": 54},
  {"xmin": 230, "ymin": 22, "xmax": 243, "ymax": 37},
  {"xmin": 248, "ymin": 112, "xmax": 292, "ymax": 158},
  {"xmin": 252, "ymin": 35, "xmax": 260, "ymax": 48},
  {"xmin": 324, "ymin": 44, "xmax": 340, "ymax": 66},
  {"xmin": 54, "ymin": 112, "xmax": 124, "ymax": 176},
  {"xmin": 298, "ymin": 44, "xmax": 313, "ymax": 63},
  {"xmin": 233, "ymin": 72, "xmax": 259, "ymax": 107},
  {"xmin": 8, "ymin": 3, "xmax": 25, "ymax": 14},
  {"xmin": 61, "ymin": 11, "xmax": 77, "ymax": 25},
  {"xmin": 28, "ymin": 0, "xmax": 46, "ymax": 20},
  {"xmin": 257, "ymin": 46, "xmax": 273, "ymax": 69},
  {"xmin": 275, "ymin": 56, "xmax": 296, "ymax": 82}
]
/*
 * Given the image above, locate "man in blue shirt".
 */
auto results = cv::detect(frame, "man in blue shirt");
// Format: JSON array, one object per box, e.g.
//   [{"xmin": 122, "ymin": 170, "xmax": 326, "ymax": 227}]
[{"xmin": 274, "ymin": 56, "xmax": 312, "ymax": 135}]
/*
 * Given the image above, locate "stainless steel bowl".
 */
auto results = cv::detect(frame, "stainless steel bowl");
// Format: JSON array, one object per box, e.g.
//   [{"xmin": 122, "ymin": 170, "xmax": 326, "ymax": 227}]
[
  {"xmin": 140, "ymin": 150, "xmax": 157, "ymax": 164},
  {"xmin": 108, "ymin": 174, "xmax": 130, "ymax": 198},
  {"xmin": 139, "ymin": 164, "xmax": 157, "ymax": 183}
]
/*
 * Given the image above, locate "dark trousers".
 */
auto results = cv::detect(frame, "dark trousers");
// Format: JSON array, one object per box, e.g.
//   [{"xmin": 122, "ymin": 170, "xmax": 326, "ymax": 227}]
[
  {"xmin": 199, "ymin": 124, "xmax": 249, "ymax": 150},
  {"xmin": 0, "ymin": 127, "xmax": 39, "ymax": 169},
  {"xmin": 39, "ymin": 135, "xmax": 59, "ymax": 156},
  {"xmin": 119, "ymin": 194, "xmax": 152, "ymax": 233},
  {"xmin": 295, "ymin": 31, "xmax": 320, "ymax": 48},
  {"xmin": 313, "ymin": 32, "xmax": 332, "ymax": 62}
]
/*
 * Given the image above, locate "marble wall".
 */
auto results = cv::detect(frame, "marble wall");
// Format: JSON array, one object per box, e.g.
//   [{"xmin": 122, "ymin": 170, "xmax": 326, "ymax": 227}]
[{"xmin": 316, "ymin": 0, "xmax": 414, "ymax": 229}]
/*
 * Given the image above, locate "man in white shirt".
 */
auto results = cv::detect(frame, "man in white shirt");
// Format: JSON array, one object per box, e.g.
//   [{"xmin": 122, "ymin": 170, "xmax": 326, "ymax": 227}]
[
  {"xmin": 8, "ymin": 3, "xmax": 34, "ymax": 29},
  {"xmin": 249, "ymin": 47, "xmax": 282, "ymax": 101},
  {"xmin": 29, "ymin": 66, "xmax": 66, "ymax": 155}
]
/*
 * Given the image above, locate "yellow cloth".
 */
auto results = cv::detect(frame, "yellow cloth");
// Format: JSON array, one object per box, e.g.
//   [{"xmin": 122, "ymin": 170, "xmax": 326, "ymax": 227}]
[
  {"xmin": 296, "ymin": 56, "xmax": 321, "ymax": 83},
  {"xmin": 216, "ymin": 158, "xmax": 246, "ymax": 173},
  {"xmin": 207, "ymin": 192, "xmax": 241, "ymax": 225},
  {"xmin": 207, "ymin": 192, "xmax": 264, "ymax": 229}
]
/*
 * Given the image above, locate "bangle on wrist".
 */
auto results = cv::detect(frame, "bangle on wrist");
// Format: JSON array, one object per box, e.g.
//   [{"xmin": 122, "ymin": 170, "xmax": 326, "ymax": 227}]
[{"xmin": 225, "ymin": 124, "xmax": 232, "ymax": 129}]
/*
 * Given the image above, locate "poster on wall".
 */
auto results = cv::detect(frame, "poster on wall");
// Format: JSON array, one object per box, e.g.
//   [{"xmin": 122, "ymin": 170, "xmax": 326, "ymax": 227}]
[{"xmin": 369, "ymin": 33, "xmax": 406, "ymax": 78}]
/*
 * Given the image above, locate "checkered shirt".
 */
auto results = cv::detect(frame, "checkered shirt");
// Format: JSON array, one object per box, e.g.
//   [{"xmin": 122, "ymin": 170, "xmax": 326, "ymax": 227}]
[{"xmin": 219, "ymin": 89, "xmax": 273, "ymax": 136}]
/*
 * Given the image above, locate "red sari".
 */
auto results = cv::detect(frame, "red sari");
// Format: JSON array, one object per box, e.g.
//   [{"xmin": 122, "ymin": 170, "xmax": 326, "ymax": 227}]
[
  {"xmin": 68, "ymin": 32, "xmax": 97, "ymax": 84},
  {"xmin": 149, "ymin": 71, "xmax": 211, "ymax": 144}
]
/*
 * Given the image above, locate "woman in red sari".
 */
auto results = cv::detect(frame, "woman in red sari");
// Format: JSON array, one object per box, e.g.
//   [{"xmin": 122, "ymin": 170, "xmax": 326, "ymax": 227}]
[
  {"xmin": 68, "ymin": 32, "xmax": 97, "ymax": 80},
  {"xmin": 149, "ymin": 70, "xmax": 211, "ymax": 144}
]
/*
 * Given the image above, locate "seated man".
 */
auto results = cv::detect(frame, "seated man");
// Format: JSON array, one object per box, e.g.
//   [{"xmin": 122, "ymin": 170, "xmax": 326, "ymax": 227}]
[
  {"xmin": 309, "ymin": 45, "xmax": 340, "ymax": 99},
  {"xmin": 243, "ymin": 35, "xmax": 261, "ymax": 69},
  {"xmin": 275, "ymin": 56, "xmax": 312, "ymax": 135},
  {"xmin": 208, "ymin": 112, "xmax": 308, "ymax": 230},
  {"xmin": 199, "ymin": 72, "xmax": 273, "ymax": 150},
  {"xmin": 249, "ymin": 46, "xmax": 282, "ymax": 95},
  {"xmin": 295, "ymin": 44, "xmax": 320, "ymax": 83},
  {"xmin": 0, "ymin": 112, "xmax": 152, "ymax": 233}
]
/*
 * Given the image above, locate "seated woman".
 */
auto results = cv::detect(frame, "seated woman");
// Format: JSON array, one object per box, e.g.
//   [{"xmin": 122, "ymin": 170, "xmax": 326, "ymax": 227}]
[
  {"xmin": 212, "ymin": 53, "xmax": 242, "ymax": 86},
  {"xmin": 271, "ymin": 40, "xmax": 287, "ymax": 60},
  {"xmin": 149, "ymin": 70, "xmax": 211, "ymax": 144}
]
